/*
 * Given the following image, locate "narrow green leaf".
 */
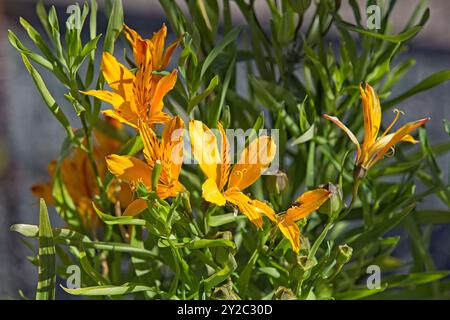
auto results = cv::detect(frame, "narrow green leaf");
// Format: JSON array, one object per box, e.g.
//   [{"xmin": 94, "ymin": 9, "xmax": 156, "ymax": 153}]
[{"xmin": 36, "ymin": 199, "xmax": 56, "ymax": 300}]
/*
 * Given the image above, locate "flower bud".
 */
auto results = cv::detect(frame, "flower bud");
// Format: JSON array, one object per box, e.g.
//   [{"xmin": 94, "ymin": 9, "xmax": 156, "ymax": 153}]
[
  {"xmin": 211, "ymin": 282, "xmax": 240, "ymax": 300},
  {"xmin": 292, "ymin": 255, "xmax": 316, "ymax": 281},
  {"xmin": 220, "ymin": 105, "xmax": 231, "ymax": 129},
  {"xmin": 265, "ymin": 171, "xmax": 288, "ymax": 194},
  {"xmin": 336, "ymin": 244, "xmax": 353, "ymax": 265},
  {"xmin": 318, "ymin": 182, "xmax": 343, "ymax": 219},
  {"xmin": 273, "ymin": 286, "xmax": 297, "ymax": 300}
]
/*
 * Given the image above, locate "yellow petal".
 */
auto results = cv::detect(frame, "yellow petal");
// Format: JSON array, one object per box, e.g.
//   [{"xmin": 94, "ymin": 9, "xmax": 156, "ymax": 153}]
[
  {"xmin": 251, "ymin": 199, "xmax": 276, "ymax": 222},
  {"xmin": 323, "ymin": 114, "xmax": 362, "ymax": 161},
  {"xmin": 106, "ymin": 154, "xmax": 152, "ymax": 188},
  {"xmin": 278, "ymin": 217, "xmax": 300, "ymax": 253},
  {"xmin": 224, "ymin": 189, "xmax": 263, "ymax": 228},
  {"xmin": 202, "ymin": 178, "xmax": 226, "ymax": 206},
  {"xmin": 189, "ymin": 120, "xmax": 221, "ymax": 182},
  {"xmin": 81, "ymin": 90, "xmax": 125, "ymax": 110},
  {"xmin": 101, "ymin": 52, "xmax": 135, "ymax": 99},
  {"xmin": 360, "ymin": 83, "xmax": 381, "ymax": 150},
  {"xmin": 368, "ymin": 117, "xmax": 430, "ymax": 167},
  {"xmin": 138, "ymin": 121, "xmax": 161, "ymax": 167},
  {"xmin": 228, "ymin": 136, "xmax": 276, "ymax": 191},
  {"xmin": 123, "ymin": 198, "xmax": 148, "ymax": 216},
  {"xmin": 286, "ymin": 188, "xmax": 332, "ymax": 221}
]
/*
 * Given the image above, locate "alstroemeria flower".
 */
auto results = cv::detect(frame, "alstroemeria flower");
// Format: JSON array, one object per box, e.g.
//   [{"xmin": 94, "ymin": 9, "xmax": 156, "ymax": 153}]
[
  {"xmin": 82, "ymin": 40, "xmax": 176, "ymax": 128},
  {"xmin": 323, "ymin": 83, "xmax": 430, "ymax": 171},
  {"xmin": 123, "ymin": 23, "xmax": 181, "ymax": 71},
  {"xmin": 32, "ymin": 130, "xmax": 132, "ymax": 227},
  {"xmin": 189, "ymin": 120, "xmax": 277, "ymax": 228},
  {"xmin": 106, "ymin": 116, "xmax": 185, "ymax": 216},
  {"xmin": 277, "ymin": 189, "xmax": 332, "ymax": 253}
]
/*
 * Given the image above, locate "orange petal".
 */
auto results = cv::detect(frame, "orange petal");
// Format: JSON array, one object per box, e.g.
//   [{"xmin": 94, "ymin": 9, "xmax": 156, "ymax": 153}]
[
  {"xmin": 123, "ymin": 198, "xmax": 148, "ymax": 216},
  {"xmin": 252, "ymin": 199, "xmax": 276, "ymax": 222},
  {"xmin": 224, "ymin": 189, "xmax": 263, "ymax": 228},
  {"xmin": 228, "ymin": 136, "xmax": 276, "ymax": 191},
  {"xmin": 161, "ymin": 116, "xmax": 185, "ymax": 181},
  {"xmin": 360, "ymin": 83, "xmax": 381, "ymax": 150},
  {"xmin": 369, "ymin": 117, "xmax": 430, "ymax": 167},
  {"xmin": 149, "ymin": 69, "xmax": 177, "ymax": 119},
  {"xmin": 323, "ymin": 114, "xmax": 362, "ymax": 161},
  {"xmin": 286, "ymin": 188, "xmax": 331, "ymax": 221},
  {"xmin": 202, "ymin": 178, "xmax": 226, "ymax": 206},
  {"xmin": 106, "ymin": 154, "xmax": 152, "ymax": 188},
  {"xmin": 101, "ymin": 109, "xmax": 138, "ymax": 128},
  {"xmin": 150, "ymin": 24, "xmax": 167, "ymax": 69},
  {"xmin": 217, "ymin": 122, "xmax": 231, "ymax": 190},
  {"xmin": 278, "ymin": 217, "xmax": 300, "ymax": 253},
  {"xmin": 162, "ymin": 36, "xmax": 182, "ymax": 69}
]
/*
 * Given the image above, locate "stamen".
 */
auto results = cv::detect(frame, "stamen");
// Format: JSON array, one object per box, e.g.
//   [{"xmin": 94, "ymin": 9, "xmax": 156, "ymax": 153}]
[{"xmin": 380, "ymin": 109, "xmax": 404, "ymax": 139}]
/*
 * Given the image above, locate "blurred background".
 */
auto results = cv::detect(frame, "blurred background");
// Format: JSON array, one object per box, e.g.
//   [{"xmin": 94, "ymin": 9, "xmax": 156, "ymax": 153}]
[{"xmin": 0, "ymin": 0, "xmax": 449, "ymax": 298}]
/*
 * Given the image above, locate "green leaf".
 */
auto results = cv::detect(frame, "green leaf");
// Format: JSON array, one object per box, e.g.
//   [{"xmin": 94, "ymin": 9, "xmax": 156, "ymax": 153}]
[
  {"xmin": 209, "ymin": 213, "xmax": 246, "ymax": 227},
  {"xmin": 384, "ymin": 271, "xmax": 450, "ymax": 288},
  {"xmin": 18, "ymin": 53, "xmax": 74, "ymax": 140},
  {"xmin": 336, "ymin": 19, "xmax": 422, "ymax": 43},
  {"xmin": 93, "ymin": 203, "xmax": 147, "ymax": 226},
  {"xmin": 188, "ymin": 75, "xmax": 220, "ymax": 112},
  {"xmin": 36, "ymin": 199, "xmax": 56, "ymax": 300},
  {"xmin": 11, "ymin": 224, "xmax": 159, "ymax": 260},
  {"xmin": 415, "ymin": 210, "xmax": 450, "ymax": 224},
  {"xmin": 103, "ymin": 0, "xmax": 123, "ymax": 53},
  {"xmin": 383, "ymin": 70, "xmax": 450, "ymax": 109},
  {"xmin": 291, "ymin": 124, "xmax": 315, "ymax": 146},
  {"xmin": 334, "ymin": 285, "xmax": 387, "ymax": 300},
  {"xmin": 61, "ymin": 283, "xmax": 158, "ymax": 296},
  {"xmin": 200, "ymin": 26, "xmax": 241, "ymax": 78}
]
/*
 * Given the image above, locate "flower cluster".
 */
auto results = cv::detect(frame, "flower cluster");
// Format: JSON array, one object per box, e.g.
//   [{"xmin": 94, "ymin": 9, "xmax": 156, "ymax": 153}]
[{"xmin": 32, "ymin": 24, "xmax": 430, "ymax": 254}]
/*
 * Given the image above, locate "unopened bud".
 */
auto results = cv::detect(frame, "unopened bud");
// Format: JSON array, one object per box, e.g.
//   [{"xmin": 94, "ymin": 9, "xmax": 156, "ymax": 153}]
[
  {"xmin": 273, "ymin": 286, "xmax": 297, "ymax": 300},
  {"xmin": 266, "ymin": 171, "xmax": 288, "ymax": 194},
  {"xmin": 220, "ymin": 105, "xmax": 231, "ymax": 129},
  {"xmin": 211, "ymin": 282, "xmax": 240, "ymax": 300},
  {"xmin": 292, "ymin": 255, "xmax": 316, "ymax": 281},
  {"xmin": 336, "ymin": 244, "xmax": 353, "ymax": 265},
  {"xmin": 318, "ymin": 182, "xmax": 343, "ymax": 219}
]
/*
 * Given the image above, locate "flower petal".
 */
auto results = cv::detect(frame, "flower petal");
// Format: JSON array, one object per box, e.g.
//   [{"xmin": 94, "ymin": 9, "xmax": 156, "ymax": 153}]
[
  {"xmin": 218, "ymin": 122, "xmax": 231, "ymax": 190},
  {"xmin": 101, "ymin": 52, "xmax": 135, "ymax": 99},
  {"xmin": 252, "ymin": 199, "xmax": 276, "ymax": 222},
  {"xmin": 224, "ymin": 189, "xmax": 263, "ymax": 228},
  {"xmin": 228, "ymin": 136, "xmax": 276, "ymax": 191},
  {"xmin": 369, "ymin": 117, "xmax": 430, "ymax": 167},
  {"xmin": 123, "ymin": 198, "xmax": 148, "ymax": 216},
  {"xmin": 323, "ymin": 114, "xmax": 362, "ymax": 161},
  {"xmin": 106, "ymin": 154, "xmax": 152, "ymax": 188},
  {"xmin": 286, "ymin": 188, "xmax": 331, "ymax": 221},
  {"xmin": 360, "ymin": 83, "xmax": 381, "ymax": 150},
  {"xmin": 278, "ymin": 217, "xmax": 300, "ymax": 253},
  {"xmin": 202, "ymin": 178, "xmax": 227, "ymax": 206},
  {"xmin": 189, "ymin": 120, "xmax": 221, "ymax": 182},
  {"xmin": 149, "ymin": 69, "xmax": 177, "ymax": 120}
]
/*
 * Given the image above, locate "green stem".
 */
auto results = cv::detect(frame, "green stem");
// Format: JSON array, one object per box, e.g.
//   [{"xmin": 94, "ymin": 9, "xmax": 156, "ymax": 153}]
[
  {"xmin": 308, "ymin": 219, "xmax": 333, "ymax": 260},
  {"xmin": 338, "ymin": 178, "xmax": 361, "ymax": 221}
]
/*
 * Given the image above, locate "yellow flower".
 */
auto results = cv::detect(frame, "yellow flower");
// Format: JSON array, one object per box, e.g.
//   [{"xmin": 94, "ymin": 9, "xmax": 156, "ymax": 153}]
[
  {"xmin": 277, "ymin": 188, "xmax": 332, "ymax": 253},
  {"xmin": 323, "ymin": 83, "xmax": 430, "ymax": 171},
  {"xmin": 123, "ymin": 23, "xmax": 181, "ymax": 71},
  {"xmin": 189, "ymin": 120, "xmax": 277, "ymax": 228},
  {"xmin": 32, "ymin": 130, "xmax": 131, "ymax": 227},
  {"xmin": 82, "ymin": 32, "xmax": 177, "ymax": 128},
  {"xmin": 106, "ymin": 116, "xmax": 185, "ymax": 216}
]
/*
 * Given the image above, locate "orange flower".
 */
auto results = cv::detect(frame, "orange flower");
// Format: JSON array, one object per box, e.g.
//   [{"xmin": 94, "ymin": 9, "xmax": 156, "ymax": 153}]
[
  {"xmin": 323, "ymin": 83, "xmax": 430, "ymax": 171},
  {"xmin": 277, "ymin": 189, "xmax": 332, "ymax": 253},
  {"xmin": 123, "ymin": 23, "xmax": 181, "ymax": 71},
  {"xmin": 31, "ymin": 130, "xmax": 130, "ymax": 227},
  {"xmin": 106, "ymin": 116, "xmax": 185, "ymax": 216},
  {"xmin": 189, "ymin": 120, "xmax": 277, "ymax": 228}
]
